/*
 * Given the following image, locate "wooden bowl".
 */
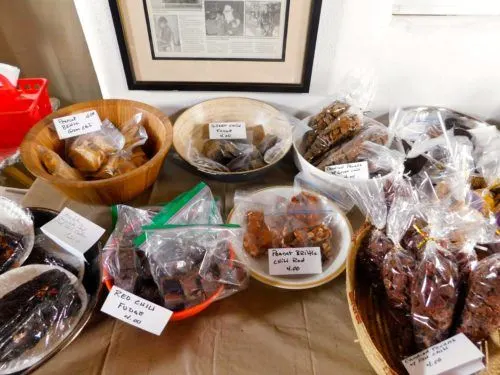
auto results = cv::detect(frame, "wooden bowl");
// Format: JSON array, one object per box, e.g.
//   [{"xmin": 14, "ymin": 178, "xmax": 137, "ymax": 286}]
[
  {"xmin": 21, "ymin": 99, "xmax": 172, "ymax": 205},
  {"xmin": 173, "ymin": 97, "xmax": 292, "ymax": 182},
  {"xmin": 346, "ymin": 223, "xmax": 500, "ymax": 375}
]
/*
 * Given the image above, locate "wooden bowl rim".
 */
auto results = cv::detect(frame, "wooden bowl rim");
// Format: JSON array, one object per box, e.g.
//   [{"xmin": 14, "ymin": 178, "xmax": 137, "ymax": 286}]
[
  {"xmin": 20, "ymin": 99, "xmax": 173, "ymax": 188},
  {"xmin": 172, "ymin": 96, "xmax": 292, "ymax": 176}
]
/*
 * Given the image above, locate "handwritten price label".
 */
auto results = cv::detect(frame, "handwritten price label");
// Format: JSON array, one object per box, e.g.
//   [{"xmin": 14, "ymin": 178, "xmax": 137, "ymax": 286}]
[
  {"xmin": 53, "ymin": 110, "xmax": 102, "ymax": 140},
  {"xmin": 41, "ymin": 207, "xmax": 105, "ymax": 259},
  {"xmin": 268, "ymin": 247, "xmax": 322, "ymax": 275},
  {"xmin": 101, "ymin": 286, "xmax": 172, "ymax": 335},
  {"xmin": 209, "ymin": 122, "xmax": 247, "ymax": 140},
  {"xmin": 402, "ymin": 333, "xmax": 484, "ymax": 375},
  {"xmin": 325, "ymin": 161, "xmax": 369, "ymax": 179}
]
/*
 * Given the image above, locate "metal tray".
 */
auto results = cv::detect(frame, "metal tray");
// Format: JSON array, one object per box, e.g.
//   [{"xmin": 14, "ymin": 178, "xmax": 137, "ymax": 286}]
[{"xmin": 13, "ymin": 207, "xmax": 102, "ymax": 375}]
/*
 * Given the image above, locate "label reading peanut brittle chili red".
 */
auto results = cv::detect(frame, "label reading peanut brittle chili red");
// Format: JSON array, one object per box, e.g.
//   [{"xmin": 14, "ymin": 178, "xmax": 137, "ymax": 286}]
[{"xmin": 268, "ymin": 247, "xmax": 322, "ymax": 275}]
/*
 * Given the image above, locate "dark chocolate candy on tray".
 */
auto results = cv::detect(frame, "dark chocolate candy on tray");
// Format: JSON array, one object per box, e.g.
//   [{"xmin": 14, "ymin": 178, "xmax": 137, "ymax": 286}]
[
  {"xmin": 0, "ymin": 269, "xmax": 82, "ymax": 362},
  {"xmin": 24, "ymin": 245, "xmax": 79, "ymax": 278},
  {"xmin": 0, "ymin": 224, "xmax": 24, "ymax": 274}
]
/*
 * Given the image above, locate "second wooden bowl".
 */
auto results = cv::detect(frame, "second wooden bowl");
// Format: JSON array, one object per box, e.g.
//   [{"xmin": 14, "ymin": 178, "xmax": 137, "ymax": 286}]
[
  {"xmin": 21, "ymin": 99, "xmax": 172, "ymax": 205},
  {"xmin": 173, "ymin": 97, "xmax": 293, "ymax": 182}
]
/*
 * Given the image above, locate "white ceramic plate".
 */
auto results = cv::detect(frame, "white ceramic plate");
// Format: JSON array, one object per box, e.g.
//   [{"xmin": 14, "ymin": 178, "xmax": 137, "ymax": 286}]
[
  {"xmin": 0, "ymin": 197, "xmax": 34, "ymax": 273},
  {"xmin": 0, "ymin": 264, "xmax": 88, "ymax": 374},
  {"xmin": 228, "ymin": 186, "xmax": 353, "ymax": 289}
]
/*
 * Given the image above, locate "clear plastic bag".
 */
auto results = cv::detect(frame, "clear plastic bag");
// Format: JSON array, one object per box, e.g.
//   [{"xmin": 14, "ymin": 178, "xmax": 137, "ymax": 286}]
[
  {"xmin": 293, "ymin": 170, "xmax": 354, "ymax": 212},
  {"xmin": 382, "ymin": 177, "xmax": 418, "ymax": 311},
  {"xmin": 389, "ymin": 107, "xmax": 449, "ymax": 151},
  {"xmin": 0, "ymin": 264, "xmax": 88, "ymax": 374},
  {"xmin": 303, "ymin": 107, "xmax": 363, "ymax": 163},
  {"xmin": 295, "ymin": 69, "xmax": 376, "ymax": 164},
  {"xmin": 410, "ymin": 241, "xmax": 459, "ymax": 350},
  {"xmin": 67, "ymin": 119, "xmax": 125, "ymax": 173},
  {"xmin": 0, "ymin": 197, "xmax": 34, "ymax": 275},
  {"xmin": 389, "ymin": 107, "xmax": 490, "ymax": 154},
  {"xmin": 459, "ymin": 253, "xmax": 500, "ymax": 342},
  {"xmin": 37, "ymin": 145, "xmax": 83, "ymax": 181},
  {"xmin": 347, "ymin": 176, "xmax": 388, "ymax": 230},
  {"xmin": 408, "ymin": 135, "xmax": 475, "ymax": 204},
  {"xmin": 188, "ymin": 123, "xmax": 288, "ymax": 173},
  {"xmin": 91, "ymin": 150, "xmax": 138, "ymax": 180},
  {"xmin": 235, "ymin": 190, "xmax": 338, "ymax": 264},
  {"xmin": 473, "ymin": 131, "xmax": 500, "ymax": 187},
  {"xmin": 25, "ymin": 234, "xmax": 85, "ymax": 281},
  {"xmin": 139, "ymin": 225, "xmax": 248, "ymax": 311},
  {"xmin": 103, "ymin": 182, "xmax": 224, "ymax": 303},
  {"xmin": 102, "ymin": 205, "xmax": 155, "ymax": 292},
  {"xmin": 313, "ymin": 118, "xmax": 390, "ymax": 170},
  {"xmin": 120, "ymin": 113, "xmax": 148, "ymax": 150}
]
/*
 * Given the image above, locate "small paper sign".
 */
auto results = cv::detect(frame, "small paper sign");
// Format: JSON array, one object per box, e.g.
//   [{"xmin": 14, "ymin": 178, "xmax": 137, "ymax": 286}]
[
  {"xmin": 402, "ymin": 333, "xmax": 485, "ymax": 375},
  {"xmin": 41, "ymin": 207, "xmax": 105, "ymax": 259},
  {"xmin": 101, "ymin": 286, "xmax": 172, "ymax": 335},
  {"xmin": 53, "ymin": 110, "xmax": 102, "ymax": 140},
  {"xmin": 268, "ymin": 247, "xmax": 322, "ymax": 275},
  {"xmin": 325, "ymin": 161, "xmax": 369, "ymax": 179},
  {"xmin": 209, "ymin": 122, "xmax": 247, "ymax": 140}
]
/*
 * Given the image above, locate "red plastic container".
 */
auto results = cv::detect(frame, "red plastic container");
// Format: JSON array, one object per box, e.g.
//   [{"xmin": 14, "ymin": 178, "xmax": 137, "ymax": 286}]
[{"xmin": 0, "ymin": 74, "xmax": 52, "ymax": 149}]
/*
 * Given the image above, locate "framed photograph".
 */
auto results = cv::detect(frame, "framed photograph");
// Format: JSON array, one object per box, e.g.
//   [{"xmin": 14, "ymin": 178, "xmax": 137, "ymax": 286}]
[{"xmin": 109, "ymin": 0, "xmax": 322, "ymax": 92}]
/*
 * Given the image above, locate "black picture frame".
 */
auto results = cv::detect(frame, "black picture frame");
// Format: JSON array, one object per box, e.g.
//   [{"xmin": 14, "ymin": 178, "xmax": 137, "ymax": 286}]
[{"xmin": 108, "ymin": 0, "xmax": 322, "ymax": 92}]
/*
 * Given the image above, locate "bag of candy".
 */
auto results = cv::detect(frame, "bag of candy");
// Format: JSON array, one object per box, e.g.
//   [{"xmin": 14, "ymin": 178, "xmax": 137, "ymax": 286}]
[
  {"xmin": 139, "ymin": 224, "xmax": 248, "ymax": 311},
  {"xmin": 382, "ymin": 178, "xmax": 419, "ymax": 311},
  {"xmin": 458, "ymin": 253, "xmax": 500, "ymax": 342}
]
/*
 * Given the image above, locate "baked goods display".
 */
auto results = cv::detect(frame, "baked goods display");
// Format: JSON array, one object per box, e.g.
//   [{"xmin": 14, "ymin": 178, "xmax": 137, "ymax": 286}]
[
  {"xmin": 39, "ymin": 113, "xmax": 150, "ymax": 181},
  {"xmin": 6, "ymin": 96, "xmax": 500, "ymax": 374}
]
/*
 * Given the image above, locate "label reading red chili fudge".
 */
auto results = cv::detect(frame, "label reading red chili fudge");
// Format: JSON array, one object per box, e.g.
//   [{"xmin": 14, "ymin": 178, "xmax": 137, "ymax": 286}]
[
  {"xmin": 101, "ymin": 286, "xmax": 172, "ymax": 336},
  {"xmin": 268, "ymin": 247, "xmax": 322, "ymax": 275}
]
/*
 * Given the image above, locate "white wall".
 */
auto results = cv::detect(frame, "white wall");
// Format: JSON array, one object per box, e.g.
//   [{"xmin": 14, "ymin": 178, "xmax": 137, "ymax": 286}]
[{"xmin": 75, "ymin": 0, "xmax": 500, "ymax": 122}]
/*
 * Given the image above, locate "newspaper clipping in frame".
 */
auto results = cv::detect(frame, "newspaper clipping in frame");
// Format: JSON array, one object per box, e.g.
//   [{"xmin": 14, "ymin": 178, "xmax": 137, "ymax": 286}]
[{"xmin": 145, "ymin": 0, "xmax": 288, "ymax": 60}]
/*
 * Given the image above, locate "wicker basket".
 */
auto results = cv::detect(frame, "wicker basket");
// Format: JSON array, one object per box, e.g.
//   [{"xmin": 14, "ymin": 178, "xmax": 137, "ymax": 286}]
[
  {"xmin": 21, "ymin": 99, "xmax": 172, "ymax": 205},
  {"xmin": 346, "ymin": 222, "xmax": 500, "ymax": 375}
]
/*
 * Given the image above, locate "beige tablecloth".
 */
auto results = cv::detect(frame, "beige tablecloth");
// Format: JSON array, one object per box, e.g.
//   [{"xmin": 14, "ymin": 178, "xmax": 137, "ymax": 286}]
[{"xmin": 22, "ymin": 153, "xmax": 373, "ymax": 375}]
